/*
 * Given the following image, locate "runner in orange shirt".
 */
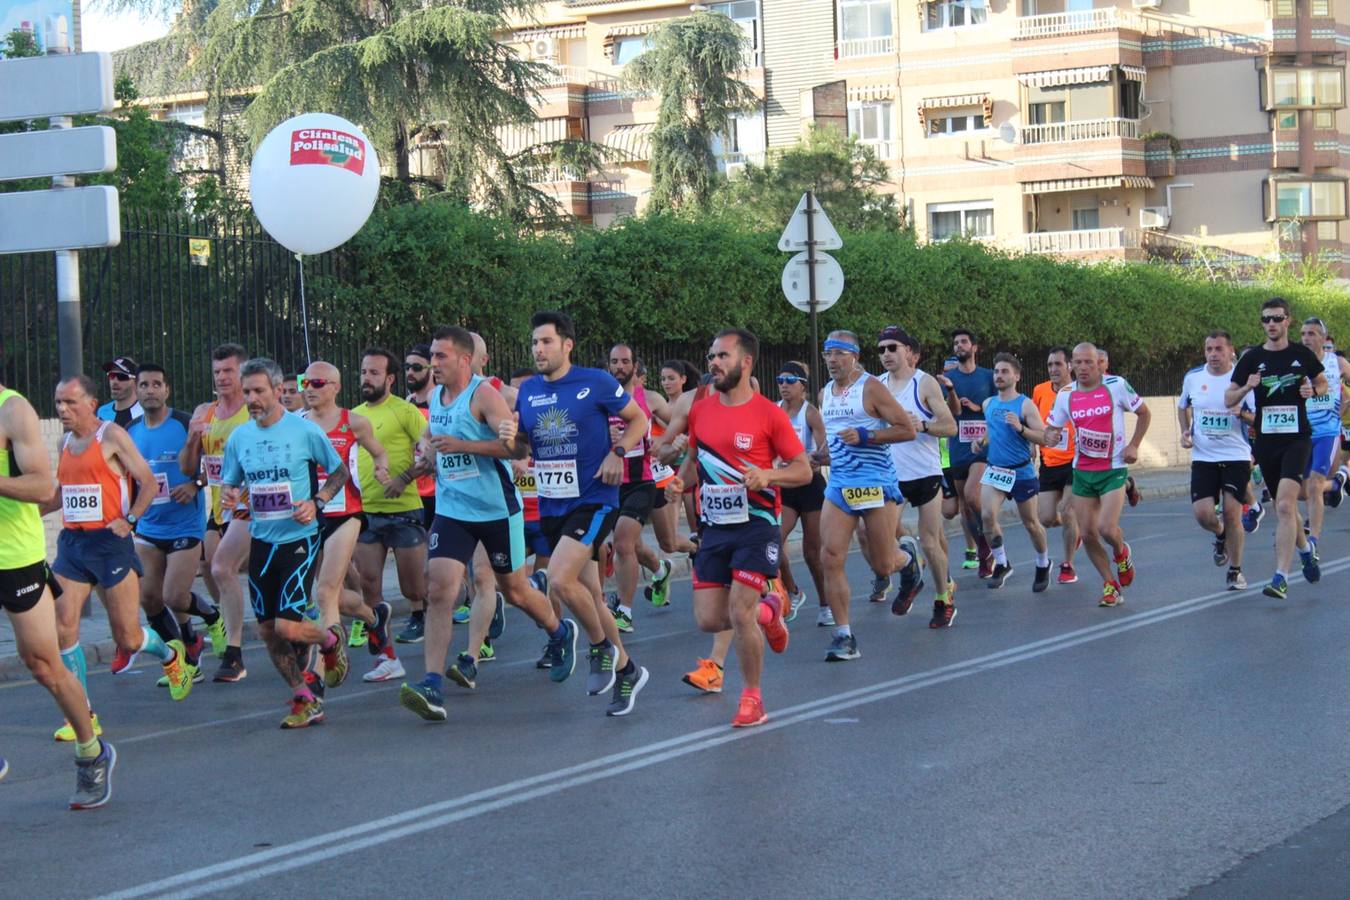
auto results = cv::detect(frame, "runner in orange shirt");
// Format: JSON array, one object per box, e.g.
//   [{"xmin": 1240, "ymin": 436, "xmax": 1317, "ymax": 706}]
[{"xmin": 1031, "ymin": 347, "xmax": 1080, "ymax": 584}]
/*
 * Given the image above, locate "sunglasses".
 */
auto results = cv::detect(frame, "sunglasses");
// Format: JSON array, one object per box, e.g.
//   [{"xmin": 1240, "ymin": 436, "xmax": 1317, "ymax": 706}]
[
  {"xmin": 1261, "ymin": 315, "xmax": 1287, "ymax": 324},
  {"xmin": 776, "ymin": 374, "xmax": 804, "ymax": 385},
  {"xmin": 300, "ymin": 377, "xmax": 333, "ymax": 390},
  {"xmin": 877, "ymin": 343, "xmax": 901, "ymax": 354},
  {"xmin": 404, "ymin": 363, "xmax": 428, "ymax": 373},
  {"xmin": 107, "ymin": 372, "xmax": 132, "ymax": 382}
]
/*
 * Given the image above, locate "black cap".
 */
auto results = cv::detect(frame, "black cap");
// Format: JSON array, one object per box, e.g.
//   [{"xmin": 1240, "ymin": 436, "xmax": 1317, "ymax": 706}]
[
  {"xmin": 102, "ymin": 356, "xmax": 137, "ymax": 377},
  {"xmin": 406, "ymin": 344, "xmax": 432, "ymax": 362},
  {"xmin": 877, "ymin": 325, "xmax": 918, "ymax": 352}
]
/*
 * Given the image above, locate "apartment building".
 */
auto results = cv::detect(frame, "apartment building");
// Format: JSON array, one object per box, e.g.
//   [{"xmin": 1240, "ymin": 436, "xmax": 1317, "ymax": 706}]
[{"xmin": 508, "ymin": 0, "xmax": 1350, "ymax": 268}]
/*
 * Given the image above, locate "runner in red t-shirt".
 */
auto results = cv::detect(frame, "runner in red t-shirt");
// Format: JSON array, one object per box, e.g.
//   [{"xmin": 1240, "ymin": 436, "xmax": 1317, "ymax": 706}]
[{"xmin": 666, "ymin": 329, "xmax": 811, "ymax": 728}]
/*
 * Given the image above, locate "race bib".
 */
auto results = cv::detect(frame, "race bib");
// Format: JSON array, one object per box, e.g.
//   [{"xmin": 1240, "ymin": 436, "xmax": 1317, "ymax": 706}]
[
  {"xmin": 701, "ymin": 483, "xmax": 748, "ymax": 525},
  {"xmin": 980, "ymin": 465, "xmax": 1016, "ymax": 492},
  {"xmin": 1052, "ymin": 426, "xmax": 1070, "ymax": 451},
  {"xmin": 1196, "ymin": 411, "xmax": 1232, "ymax": 438},
  {"xmin": 514, "ymin": 471, "xmax": 538, "ymax": 497},
  {"xmin": 437, "ymin": 451, "xmax": 477, "ymax": 483},
  {"xmin": 316, "ymin": 469, "xmax": 347, "ymax": 514},
  {"xmin": 535, "ymin": 459, "xmax": 579, "ymax": 499},
  {"xmin": 1078, "ymin": 427, "xmax": 1112, "ymax": 459},
  {"xmin": 958, "ymin": 420, "xmax": 987, "ymax": 444},
  {"xmin": 61, "ymin": 484, "xmax": 103, "ymax": 524},
  {"xmin": 841, "ymin": 485, "xmax": 884, "ymax": 511},
  {"xmin": 152, "ymin": 472, "xmax": 172, "ymax": 506},
  {"xmin": 249, "ymin": 482, "xmax": 294, "ymax": 521},
  {"xmin": 650, "ymin": 460, "xmax": 675, "ymax": 483},
  {"xmin": 203, "ymin": 454, "xmax": 224, "ymax": 487},
  {"xmin": 1308, "ymin": 393, "xmax": 1335, "ymax": 414},
  {"xmin": 1262, "ymin": 405, "xmax": 1298, "ymax": 434}
]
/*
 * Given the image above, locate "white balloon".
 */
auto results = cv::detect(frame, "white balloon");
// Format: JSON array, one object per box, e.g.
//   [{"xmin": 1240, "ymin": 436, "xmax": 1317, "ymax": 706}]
[{"xmin": 249, "ymin": 113, "xmax": 381, "ymax": 255}]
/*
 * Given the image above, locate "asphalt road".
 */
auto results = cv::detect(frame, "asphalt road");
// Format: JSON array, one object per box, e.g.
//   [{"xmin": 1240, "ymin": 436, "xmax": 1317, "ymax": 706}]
[{"xmin": 4, "ymin": 495, "xmax": 1350, "ymax": 899}]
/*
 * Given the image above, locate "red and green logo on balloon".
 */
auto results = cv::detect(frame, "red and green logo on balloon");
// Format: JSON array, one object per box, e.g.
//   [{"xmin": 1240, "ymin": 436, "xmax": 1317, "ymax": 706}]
[{"xmin": 289, "ymin": 129, "xmax": 366, "ymax": 175}]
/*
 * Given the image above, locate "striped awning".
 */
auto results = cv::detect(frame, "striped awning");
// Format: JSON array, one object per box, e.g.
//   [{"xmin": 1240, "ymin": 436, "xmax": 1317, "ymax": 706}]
[
  {"xmin": 921, "ymin": 93, "xmax": 988, "ymax": 110},
  {"xmin": 607, "ymin": 22, "xmax": 658, "ymax": 37},
  {"xmin": 603, "ymin": 122, "xmax": 656, "ymax": 161},
  {"xmin": 848, "ymin": 83, "xmax": 896, "ymax": 102},
  {"xmin": 1022, "ymin": 175, "xmax": 1155, "ymax": 194},
  {"xmin": 495, "ymin": 117, "xmax": 572, "ymax": 154},
  {"xmin": 1121, "ymin": 65, "xmax": 1147, "ymax": 82},
  {"xmin": 513, "ymin": 24, "xmax": 586, "ymax": 42},
  {"xmin": 1017, "ymin": 66, "xmax": 1112, "ymax": 88}
]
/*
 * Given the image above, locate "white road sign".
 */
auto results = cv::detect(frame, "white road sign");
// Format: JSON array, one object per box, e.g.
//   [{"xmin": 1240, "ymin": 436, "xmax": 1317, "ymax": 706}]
[
  {"xmin": 781, "ymin": 250, "xmax": 844, "ymax": 312},
  {"xmin": 777, "ymin": 191, "xmax": 843, "ymax": 253},
  {"xmin": 0, "ymin": 126, "xmax": 116, "ymax": 181},
  {"xmin": 0, "ymin": 52, "xmax": 114, "ymax": 122},
  {"xmin": 0, "ymin": 186, "xmax": 120, "ymax": 254}
]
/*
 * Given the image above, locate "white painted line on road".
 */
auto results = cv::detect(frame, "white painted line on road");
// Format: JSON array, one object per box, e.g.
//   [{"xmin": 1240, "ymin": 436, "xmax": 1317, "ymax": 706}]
[{"xmin": 98, "ymin": 555, "xmax": 1350, "ymax": 900}]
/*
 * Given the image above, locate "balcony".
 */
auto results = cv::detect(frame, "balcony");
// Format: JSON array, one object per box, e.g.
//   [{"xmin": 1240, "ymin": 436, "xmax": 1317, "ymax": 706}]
[
  {"xmin": 1021, "ymin": 117, "xmax": 1140, "ymax": 145},
  {"xmin": 1023, "ymin": 227, "xmax": 1142, "ymax": 256},
  {"xmin": 1012, "ymin": 8, "xmax": 1144, "ymax": 74},
  {"xmin": 836, "ymin": 36, "xmax": 894, "ymax": 60},
  {"xmin": 536, "ymin": 64, "xmax": 591, "ymax": 87},
  {"xmin": 1015, "ymin": 8, "xmax": 1140, "ymax": 41},
  {"xmin": 719, "ymin": 150, "xmax": 767, "ymax": 172}
]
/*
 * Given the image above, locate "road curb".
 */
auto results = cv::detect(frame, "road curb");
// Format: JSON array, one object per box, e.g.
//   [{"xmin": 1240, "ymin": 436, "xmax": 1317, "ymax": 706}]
[{"xmin": 0, "ymin": 475, "xmax": 1191, "ymax": 682}]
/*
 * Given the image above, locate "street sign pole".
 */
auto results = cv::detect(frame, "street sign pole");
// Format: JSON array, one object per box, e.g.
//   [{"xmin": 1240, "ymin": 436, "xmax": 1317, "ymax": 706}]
[
  {"xmin": 806, "ymin": 190, "xmax": 819, "ymax": 399},
  {"xmin": 779, "ymin": 191, "xmax": 843, "ymax": 399},
  {"xmin": 48, "ymin": 31, "xmax": 82, "ymax": 380}
]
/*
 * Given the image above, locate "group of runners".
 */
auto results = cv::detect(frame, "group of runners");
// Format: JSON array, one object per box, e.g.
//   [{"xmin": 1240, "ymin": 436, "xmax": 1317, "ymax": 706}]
[{"xmin": 2, "ymin": 297, "xmax": 1347, "ymax": 809}]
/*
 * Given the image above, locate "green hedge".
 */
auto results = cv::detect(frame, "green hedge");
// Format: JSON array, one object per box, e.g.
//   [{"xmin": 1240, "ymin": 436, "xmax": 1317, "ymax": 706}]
[{"xmin": 322, "ymin": 201, "xmax": 1350, "ymax": 370}]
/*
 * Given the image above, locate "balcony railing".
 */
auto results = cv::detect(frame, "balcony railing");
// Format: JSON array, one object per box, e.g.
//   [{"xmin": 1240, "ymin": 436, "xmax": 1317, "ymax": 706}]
[
  {"xmin": 1015, "ymin": 7, "xmax": 1140, "ymax": 40},
  {"xmin": 837, "ymin": 35, "xmax": 895, "ymax": 59},
  {"xmin": 720, "ymin": 150, "xmax": 767, "ymax": 169},
  {"xmin": 858, "ymin": 139, "xmax": 895, "ymax": 160},
  {"xmin": 1023, "ymin": 227, "xmax": 1142, "ymax": 254},
  {"xmin": 536, "ymin": 64, "xmax": 591, "ymax": 87},
  {"xmin": 1021, "ymin": 117, "xmax": 1141, "ymax": 144}
]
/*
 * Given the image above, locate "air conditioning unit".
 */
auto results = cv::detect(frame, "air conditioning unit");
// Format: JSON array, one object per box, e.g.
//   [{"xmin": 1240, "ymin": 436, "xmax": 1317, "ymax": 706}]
[
  {"xmin": 1132, "ymin": 0, "xmax": 1161, "ymax": 9},
  {"xmin": 531, "ymin": 36, "xmax": 557, "ymax": 60},
  {"xmin": 724, "ymin": 161, "xmax": 747, "ymax": 178},
  {"xmin": 1140, "ymin": 206, "xmax": 1171, "ymax": 229}
]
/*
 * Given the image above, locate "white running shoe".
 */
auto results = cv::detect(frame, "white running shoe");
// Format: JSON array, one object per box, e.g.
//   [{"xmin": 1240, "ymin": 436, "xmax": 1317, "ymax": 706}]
[
  {"xmin": 816, "ymin": 606, "xmax": 835, "ymax": 627},
  {"xmin": 363, "ymin": 655, "xmax": 406, "ymax": 683}
]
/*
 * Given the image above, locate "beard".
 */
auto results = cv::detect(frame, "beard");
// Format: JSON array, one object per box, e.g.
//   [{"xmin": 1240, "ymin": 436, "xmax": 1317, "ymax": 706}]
[
  {"xmin": 713, "ymin": 366, "xmax": 743, "ymax": 393},
  {"xmin": 406, "ymin": 372, "xmax": 430, "ymax": 393},
  {"xmin": 360, "ymin": 382, "xmax": 387, "ymax": 403}
]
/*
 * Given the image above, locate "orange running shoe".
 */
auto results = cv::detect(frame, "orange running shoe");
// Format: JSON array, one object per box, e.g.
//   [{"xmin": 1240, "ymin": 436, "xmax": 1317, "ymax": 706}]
[
  {"xmin": 757, "ymin": 595, "xmax": 789, "ymax": 654},
  {"xmin": 731, "ymin": 692, "xmax": 768, "ymax": 728},
  {"xmin": 681, "ymin": 658, "xmax": 724, "ymax": 693}
]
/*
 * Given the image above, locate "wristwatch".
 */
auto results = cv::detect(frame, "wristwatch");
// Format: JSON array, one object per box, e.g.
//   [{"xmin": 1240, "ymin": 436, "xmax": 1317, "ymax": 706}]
[
  {"xmin": 125, "ymin": 513, "xmax": 139, "ymax": 526},
  {"xmin": 612, "ymin": 446, "xmax": 626, "ymax": 458},
  {"xmin": 314, "ymin": 496, "xmax": 327, "ymax": 513}
]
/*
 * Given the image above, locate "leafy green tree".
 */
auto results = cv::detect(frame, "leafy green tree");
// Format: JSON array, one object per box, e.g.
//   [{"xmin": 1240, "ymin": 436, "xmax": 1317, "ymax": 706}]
[
  {"xmin": 712, "ymin": 126, "xmax": 903, "ymax": 232},
  {"xmin": 625, "ymin": 11, "xmax": 759, "ymax": 213},
  {"xmin": 1, "ymin": 26, "xmax": 39, "ymax": 58}
]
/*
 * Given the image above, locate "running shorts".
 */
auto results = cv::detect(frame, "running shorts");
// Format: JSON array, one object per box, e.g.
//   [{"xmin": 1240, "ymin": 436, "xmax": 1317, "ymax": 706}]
[
  {"xmin": 692, "ymin": 520, "xmax": 781, "ymax": 592},
  {"xmin": 1071, "ymin": 468, "xmax": 1129, "ymax": 499},
  {"xmin": 248, "ymin": 534, "xmax": 319, "ymax": 623},
  {"xmin": 428, "ymin": 512, "xmax": 525, "ymax": 574},
  {"xmin": 1190, "ymin": 461, "xmax": 1251, "ymax": 503},
  {"xmin": 53, "ymin": 528, "xmax": 143, "ymax": 589}
]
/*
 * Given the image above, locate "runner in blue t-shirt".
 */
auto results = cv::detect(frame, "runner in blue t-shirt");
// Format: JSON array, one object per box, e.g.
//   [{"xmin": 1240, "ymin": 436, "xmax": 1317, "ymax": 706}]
[
  {"xmin": 127, "ymin": 364, "xmax": 223, "ymax": 684},
  {"xmin": 219, "ymin": 357, "xmax": 351, "ymax": 730},
  {"xmin": 504, "ymin": 311, "xmax": 651, "ymax": 717},
  {"xmin": 935, "ymin": 328, "xmax": 997, "ymax": 577}
]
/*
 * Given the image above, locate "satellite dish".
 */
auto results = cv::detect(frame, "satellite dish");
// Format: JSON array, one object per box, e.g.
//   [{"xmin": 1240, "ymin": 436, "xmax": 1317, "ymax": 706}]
[{"xmin": 998, "ymin": 122, "xmax": 1018, "ymax": 144}]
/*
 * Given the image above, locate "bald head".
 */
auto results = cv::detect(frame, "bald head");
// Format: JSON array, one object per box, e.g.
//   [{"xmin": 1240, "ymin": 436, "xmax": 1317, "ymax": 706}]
[
  {"xmin": 1070, "ymin": 342, "xmax": 1102, "ymax": 388},
  {"xmin": 302, "ymin": 360, "xmax": 341, "ymax": 411},
  {"xmin": 470, "ymin": 332, "xmax": 488, "ymax": 375}
]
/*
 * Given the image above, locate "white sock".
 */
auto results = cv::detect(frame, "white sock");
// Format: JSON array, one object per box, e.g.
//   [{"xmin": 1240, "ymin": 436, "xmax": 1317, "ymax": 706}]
[
  {"xmin": 835, "ymin": 624, "xmax": 852, "ymax": 638},
  {"xmin": 992, "ymin": 544, "xmax": 1008, "ymax": 566},
  {"xmin": 1036, "ymin": 551, "xmax": 1050, "ymax": 567},
  {"xmin": 617, "ymin": 604, "xmax": 632, "ymax": 616}
]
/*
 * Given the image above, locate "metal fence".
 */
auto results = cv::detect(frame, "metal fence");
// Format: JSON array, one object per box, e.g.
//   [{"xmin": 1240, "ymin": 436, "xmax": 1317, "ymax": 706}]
[{"xmin": 0, "ymin": 208, "xmax": 1201, "ymax": 416}]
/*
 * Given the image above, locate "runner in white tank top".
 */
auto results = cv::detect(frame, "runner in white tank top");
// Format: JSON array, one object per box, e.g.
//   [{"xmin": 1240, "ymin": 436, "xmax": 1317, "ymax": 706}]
[{"xmin": 774, "ymin": 361, "xmax": 828, "ymax": 625}]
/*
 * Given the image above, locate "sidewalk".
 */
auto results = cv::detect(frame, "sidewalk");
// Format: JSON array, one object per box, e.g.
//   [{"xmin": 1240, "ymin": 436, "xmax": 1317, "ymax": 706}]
[{"xmin": 0, "ymin": 466, "xmax": 1192, "ymax": 680}]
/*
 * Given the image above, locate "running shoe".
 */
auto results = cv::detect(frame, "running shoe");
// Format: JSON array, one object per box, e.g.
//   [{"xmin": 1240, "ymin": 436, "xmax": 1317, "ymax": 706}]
[
  {"xmin": 206, "ymin": 617, "xmax": 227, "ymax": 657},
  {"xmin": 1242, "ymin": 502, "xmax": 1265, "ymax": 534},
  {"xmin": 824, "ymin": 633, "xmax": 860, "ymax": 661},
  {"xmin": 528, "ymin": 570, "xmax": 549, "ymax": 595},
  {"xmin": 1032, "ymin": 563, "xmax": 1051, "ymax": 594},
  {"xmin": 961, "ymin": 548, "xmax": 978, "ymax": 570},
  {"xmin": 603, "ymin": 541, "xmax": 616, "ymax": 580},
  {"xmin": 183, "ymin": 634, "xmax": 205, "ymax": 667},
  {"xmin": 1301, "ymin": 543, "xmax": 1321, "ymax": 584},
  {"xmin": 758, "ymin": 597, "xmax": 789, "ymax": 654},
  {"xmin": 54, "ymin": 712, "xmax": 102, "ymax": 743},
  {"xmin": 536, "ymin": 642, "xmax": 554, "ymax": 669},
  {"xmin": 369, "ymin": 601, "xmax": 392, "ymax": 654},
  {"xmin": 1125, "ymin": 475, "xmax": 1141, "ymax": 507},
  {"xmin": 0, "ymin": 755, "xmax": 7, "ymax": 782},
  {"xmin": 785, "ymin": 590, "xmax": 808, "ymax": 623},
  {"xmin": 1099, "ymin": 582, "xmax": 1123, "ymax": 607},
  {"xmin": 1057, "ymin": 563, "xmax": 1078, "ymax": 585},
  {"xmin": 605, "ymin": 665, "xmax": 649, "ymax": 717},
  {"xmin": 731, "ymin": 692, "xmax": 768, "ymax": 728},
  {"xmin": 977, "ymin": 540, "xmax": 994, "ymax": 579},
  {"xmin": 605, "ymin": 590, "xmax": 620, "ymax": 612},
  {"xmin": 1226, "ymin": 568, "xmax": 1247, "ymax": 591},
  {"xmin": 447, "ymin": 653, "xmax": 478, "ymax": 690},
  {"xmin": 682, "ymin": 658, "xmax": 724, "ymax": 693},
  {"xmin": 586, "ymin": 642, "xmax": 617, "ymax": 695},
  {"xmin": 987, "ymin": 562, "xmax": 1013, "ymax": 590},
  {"xmin": 110, "ymin": 646, "xmax": 138, "ymax": 675},
  {"xmin": 280, "ymin": 696, "xmax": 324, "ymax": 729},
  {"xmin": 646, "ymin": 559, "xmax": 673, "ymax": 607},
  {"xmin": 162, "ymin": 640, "xmax": 193, "ymax": 702},
  {"xmin": 321, "ymin": 625, "xmax": 349, "ymax": 689},
  {"xmin": 69, "ymin": 739, "xmax": 116, "ymax": 810},
  {"xmin": 1263, "ymin": 573, "xmax": 1288, "ymax": 600},
  {"xmin": 816, "ymin": 606, "xmax": 835, "ymax": 627},
  {"xmin": 395, "ymin": 615, "xmax": 425, "ymax": 644},
  {"xmin": 547, "ymin": 619, "xmax": 578, "ymax": 683},
  {"xmin": 488, "ymin": 592, "xmax": 506, "ymax": 641},
  {"xmin": 302, "ymin": 668, "xmax": 326, "ymax": 700},
  {"xmin": 479, "ymin": 641, "xmax": 495, "ymax": 661},
  {"xmin": 213, "ymin": 654, "xmax": 247, "ymax": 683},
  {"xmin": 613, "ymin": 607, "xmax": 634, "ymax": 633},
  {"xmin": 929, "ymin": 600, "xmax": 956, "ymax": 629},
  {"xmin": 363, "ymin": 654, "xmax": 405, "ymax": 683},
  {"xmin": 868, "ymin": 574, "xmax": 890, "ymax": 603},
  {"xmin": 1114, "ymin": 543, "xmax": 1135, "ymax": 588},
  {"xmin": 348, "ymin": 619, "xmax": 368, "ymax": 648},
  {"xmin": 399, "ymin": 681, "xmax": 447, "ymax": 722},
  {"xmin": 452, "ymin": 604, "xmax": 471, "ymax": 625},
  {"xmin": 1212, "ymin": 533, "xmax": 1228, "ymax": 567},
  {"xmin": 893, "ymin": 536, "xmax": 925, "ymax": 615}
]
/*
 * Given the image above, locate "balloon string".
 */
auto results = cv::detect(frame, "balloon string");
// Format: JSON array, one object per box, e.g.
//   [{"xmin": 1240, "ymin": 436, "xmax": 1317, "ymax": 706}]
[{"xmin": 297, "ymin": 253, "xmax": 312, "ymax": 366}]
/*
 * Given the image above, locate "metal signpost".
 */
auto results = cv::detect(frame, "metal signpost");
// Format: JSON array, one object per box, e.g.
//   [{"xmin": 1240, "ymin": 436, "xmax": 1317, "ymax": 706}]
[{"xmin": 779, "ymin": 191, "xmax": 844, "ymax": 395}]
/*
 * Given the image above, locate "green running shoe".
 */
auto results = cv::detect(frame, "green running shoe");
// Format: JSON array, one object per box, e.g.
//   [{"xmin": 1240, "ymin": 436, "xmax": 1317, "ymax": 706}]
[
  {"xmin": 206, "ymin": 617, "xmax": 227, "ymax": 657},
  {"xmin": 613, "ymin": 607, "xmax": 634, "ymax": 633},
  {"xmin": 646, "ymin": 559, "xmax": 673, "ymax": 607},
  {"xmin": 348, "ymin": 619, "xmax": 368, "ymax": 648},
  {"xmin": 452, "ymin": 604, "xmax": 471, "ymax": 625},
  {"xmin": 478, "ymin": 641, "xmax": 495, "ymax": 662}
]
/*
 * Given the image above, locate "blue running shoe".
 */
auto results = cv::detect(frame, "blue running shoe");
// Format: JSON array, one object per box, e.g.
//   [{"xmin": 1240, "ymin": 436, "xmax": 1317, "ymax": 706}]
[
  {"xmin": 1242, "ymin": 502, "xmax": 1265, "ymax": 534},
  {"xmin": 1262, "ymin": 573, "xmax": 1289, "ymax": 600},
  {"xmin": 1301, "ymin": 542, "xmax": 1321, "ymax": 584},
  {"xmin": 548, "ymin": 619, "xmax": 578, "ymax": 683},
  {"xmin": 399, "ymin": 681, "xmax": 447, "ymax": 721},
  {"xmin": 447, "ymin": 653, "xmax": 478, "ymax": 691},
  {"xmin": 488, "ymin": 592, "xmax": 506, "ymax": 641}
]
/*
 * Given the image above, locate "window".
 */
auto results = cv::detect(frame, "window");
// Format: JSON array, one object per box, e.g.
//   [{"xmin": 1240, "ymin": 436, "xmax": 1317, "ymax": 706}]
[
  {"xmin": 1071, "ymin": 196, "xmax": 1100, "ymax": 230},
  {"xmin": 1318, "ymin": 220, "xmax": 1339, "ymax": 240},
  {"xmin": 1272, "ymin": 179, "xmax": 1348, "ymax": 219},
  {"xmin": 1312, "ymin": 0, "xmax": 1330, "ymax": 15},
  {"xmin": 848, "ymin": 101, "xmax": 893, "ymax": 143},
  {"xmin": 612, "ymin": 36, "xmax": 649, "ymax": 65},
  {"xmin": 1028, "ymin": 101, "xmax": 1066, "ymax": 125},
  {"xmin": 841, "ymin": 0, "xmax": 893, "ymax": 41},
  {"xmin": 710, "ymin": 1, "xmax": 759, "ymax": 65},
  {"xmin": 1315, "ymin": 109, "xmax": 1337, "ymax": 128},
  {"xmin": 1272, "ymin": 0, "xmax": 1295, "ymax": 14},
  {"xmin": 929, "ymin": 201, "xmax": 994, "ymax": 240},
  {"xmin": 1119, "ymin": 80, "xmax": 1142, "ymax": 120},
  {"xmin": 1268, "ymin": 67, "xmax": 1345, "ymax": 109},
  {"xmin": 1276, "ymin": 110, "xmax": 1298, "ymax": 128},
  {"xmin": 713, "ymin": 108, "xmax": 767, "ymax": 160},
  {"xmin": 924, "ymin": 0, "xmax": 987, "ymax": 30},
  {"xmin": 927, "ymin": 112, "xmax": 988, "ymax": 136}
]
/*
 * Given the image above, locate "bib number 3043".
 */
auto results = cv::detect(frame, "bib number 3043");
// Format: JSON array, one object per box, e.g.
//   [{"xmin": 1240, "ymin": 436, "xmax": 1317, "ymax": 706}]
[{"xmin": 841, "ymin": 485, "xmax": 884, "ymax": 511}]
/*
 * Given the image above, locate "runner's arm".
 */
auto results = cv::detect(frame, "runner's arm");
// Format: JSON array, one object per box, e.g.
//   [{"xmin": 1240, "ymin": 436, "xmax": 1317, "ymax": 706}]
[
  {"xmin": 315, "ymin": 463, "xmax": 349, "ymax": 505},
  {"xmin": 860, "ymin": 379, "xmax": 917, "ymax": 444},
  {"xmin": 0, "ymin": 393, "xmax": 54, "ymax": 505},
  {"xmin": 919, "ymin": 377, "xmax": 957, "ymax": 438},
  {"xmin": 1016, "ymin": 398, "xmax": 1050, "ymax": 447},
  {"xmin": 646, "ymin": 391, "xmax": 671, "ymax": 429},
  {"xmin": 108, "ymin": 425, "xmax": 158, "ymax": 522},
  {"xmin": 653, "ymin": 392, "xmax": 691, "ymax": 464},
  {"xmin": 432, "ymin": 386, "xmax": 517, "ymax": 460},
  {"xmin": 1125, "ymin": 401, "xmax": 1152, "ymax": 457},
  {"xmin": 178, "ymin": 400, "xmax": 212, "ymax": 477},
  {"xmin": 349, "ymin": 412, "xmax": 391, "ymax": 482},
  {"xmin": 1176, "ymin": 404, "xmax": 1193, "ymax": 448}
]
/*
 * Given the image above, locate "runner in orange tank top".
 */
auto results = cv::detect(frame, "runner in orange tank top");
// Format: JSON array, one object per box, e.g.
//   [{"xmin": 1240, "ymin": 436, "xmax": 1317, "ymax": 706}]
[{"xmin": 48, "ymin": 374, "xmax": 194, "ymax": 716}]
